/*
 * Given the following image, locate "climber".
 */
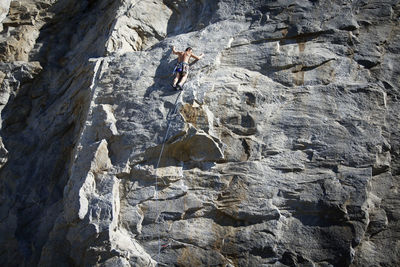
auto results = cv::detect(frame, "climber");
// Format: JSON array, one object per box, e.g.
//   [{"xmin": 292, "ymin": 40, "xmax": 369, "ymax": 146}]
[{"xmin": 171, "ymin": 46, "xmax": 204, "ymax": 90}]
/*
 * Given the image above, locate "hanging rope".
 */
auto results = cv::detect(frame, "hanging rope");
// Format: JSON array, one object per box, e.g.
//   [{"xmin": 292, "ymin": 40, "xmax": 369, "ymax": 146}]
[
  {"xmin": 152, "ymin": 41, "xmax": 204, "ymax": 265},
  {"xmin": 154, "ymin": 89, "xmax": 183, "ymax": 265}
]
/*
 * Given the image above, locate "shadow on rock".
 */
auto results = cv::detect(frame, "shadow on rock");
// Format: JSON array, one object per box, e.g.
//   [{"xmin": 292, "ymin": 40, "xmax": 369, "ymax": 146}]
[{"xmin": 144, "ymin": 45, "xmax": 178, "ymax": 98}]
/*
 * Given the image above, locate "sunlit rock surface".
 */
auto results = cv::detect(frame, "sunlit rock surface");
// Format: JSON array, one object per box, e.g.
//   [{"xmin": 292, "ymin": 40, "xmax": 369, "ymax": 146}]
[{"xmin": 0, "ymin": 0, "xmax": 399, "ymax": 266}]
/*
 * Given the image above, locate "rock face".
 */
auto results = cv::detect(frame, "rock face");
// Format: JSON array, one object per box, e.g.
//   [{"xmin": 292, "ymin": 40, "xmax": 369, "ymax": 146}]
[{"xmin": 0, "ymin": 0, "xmax": 399, "ymax": 266}]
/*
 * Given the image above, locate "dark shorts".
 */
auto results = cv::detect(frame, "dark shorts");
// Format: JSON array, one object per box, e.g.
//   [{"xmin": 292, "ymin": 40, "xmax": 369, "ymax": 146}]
[{"xmin": 176, "ymin": 62, "xmax": 189, "ymax": 75}]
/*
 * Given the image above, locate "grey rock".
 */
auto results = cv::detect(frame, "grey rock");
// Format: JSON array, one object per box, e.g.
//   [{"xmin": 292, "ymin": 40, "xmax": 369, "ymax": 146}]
[
  {"xmin": 0, "ymin": 0, "xmax": 11, "ymax": 32},
  {"xmin": 0, "ymin": 0, "xmax": 400, "ymax": 266}
]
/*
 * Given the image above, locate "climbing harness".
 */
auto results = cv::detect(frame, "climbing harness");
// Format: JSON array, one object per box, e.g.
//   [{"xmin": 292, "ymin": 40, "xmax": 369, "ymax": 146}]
[
  {"xmin": 172, "ymin": 62, "xmax": 182, "ymax": 74},
  {"xmin": 172, "ymin": 62, "xmax": 189, "ymax": 75}
]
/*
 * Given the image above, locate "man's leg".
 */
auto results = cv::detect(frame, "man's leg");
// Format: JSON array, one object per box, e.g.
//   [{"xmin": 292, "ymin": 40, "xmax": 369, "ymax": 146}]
[
  {"xmin": 177, "ymin": 73, "xmax": 188, "ymax": 88},
  {"xmin": 172, "ymin": 73, "xmax": 181, "ymax": 87}
]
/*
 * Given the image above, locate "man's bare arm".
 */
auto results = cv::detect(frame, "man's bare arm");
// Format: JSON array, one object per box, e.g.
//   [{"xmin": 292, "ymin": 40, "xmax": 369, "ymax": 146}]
[
  {"xmin": 172, "ymin": 46, "xmax": 181, "ymax": 55},
  {"xmin": 191, "ymin": 53, "xmax": 204, "ymax": 60}
]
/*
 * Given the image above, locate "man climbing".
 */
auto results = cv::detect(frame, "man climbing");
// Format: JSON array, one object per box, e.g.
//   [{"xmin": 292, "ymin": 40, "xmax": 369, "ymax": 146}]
[{"xmin": 171, "ymin": 46, "xmax": 204, "ymax": 90}]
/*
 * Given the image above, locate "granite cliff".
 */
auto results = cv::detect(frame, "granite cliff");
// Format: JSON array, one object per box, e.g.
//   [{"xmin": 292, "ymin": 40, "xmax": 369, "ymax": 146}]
[{"xmin": 0, "ymin": 0, "xmax": 399, "ymax": 266}]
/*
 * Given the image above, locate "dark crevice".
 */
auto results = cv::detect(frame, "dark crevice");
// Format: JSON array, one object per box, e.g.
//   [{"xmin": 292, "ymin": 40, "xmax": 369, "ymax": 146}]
[
  {"xmin": 356, "ymin": 59, "xmax": 380, "ymax": 69},
  {"xmin": 244, "ymin": 92, "xmax": 256, "ymax": 106},
  {"xmin": 159, "ymin": 212, "xmax": 183, "ymax": 222},
  {"xmin": 280, "ymin": 251, "xmax": 315, "ymax": 267},
  {"xmin": 202, "ymin": 209, "xmax": 253, "ymax": 228},
  {"xmin": 162, "ymin": 192, "xmax": 187, "ymax": 201},
  {"xmin": 255, "ymin": 229, "xmax": 276, "ymax": 237},
  {"xmin": 272, "ymin": 166, "xmax": 304, "ymax": 173},
  {"xmin": 241, "ymin": 138, "xmax": 251, "ymax": 160},
  {"xmin": 292, "ymin": 58, "xmax": 336, "ymax": 73},
  {"xmin": 182, "ymin": 207, "xmax": 203, "ymax": 219},
  {"xmin": 372, "ymin": 165, "xmax": 389, "ymax": 176}
]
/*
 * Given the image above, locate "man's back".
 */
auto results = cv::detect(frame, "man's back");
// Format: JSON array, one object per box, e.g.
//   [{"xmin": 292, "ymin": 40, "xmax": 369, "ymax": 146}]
[{"xmin": 177, "ymin": 50, "xmax": 192, "ymax": 63}]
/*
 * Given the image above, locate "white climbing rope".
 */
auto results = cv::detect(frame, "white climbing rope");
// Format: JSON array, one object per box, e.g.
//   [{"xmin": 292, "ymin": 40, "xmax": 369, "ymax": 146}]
[
  {"xmin": 154, "ymin": 89, "xmax": 183, "ymax": 265},
  {"xmin": 152, "ymin": 41, "xmax": 206, "ymax": 265}
]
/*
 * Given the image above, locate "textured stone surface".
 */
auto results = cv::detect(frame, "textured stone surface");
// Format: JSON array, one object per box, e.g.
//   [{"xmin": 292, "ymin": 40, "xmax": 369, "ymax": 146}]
[
  {"xmin": 0, "ymin": 0, "xmax": 11, "ymax": 32},
  {"xmin": 0, "ymin": 0, "xmax": 399, "ymax": 266}
]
